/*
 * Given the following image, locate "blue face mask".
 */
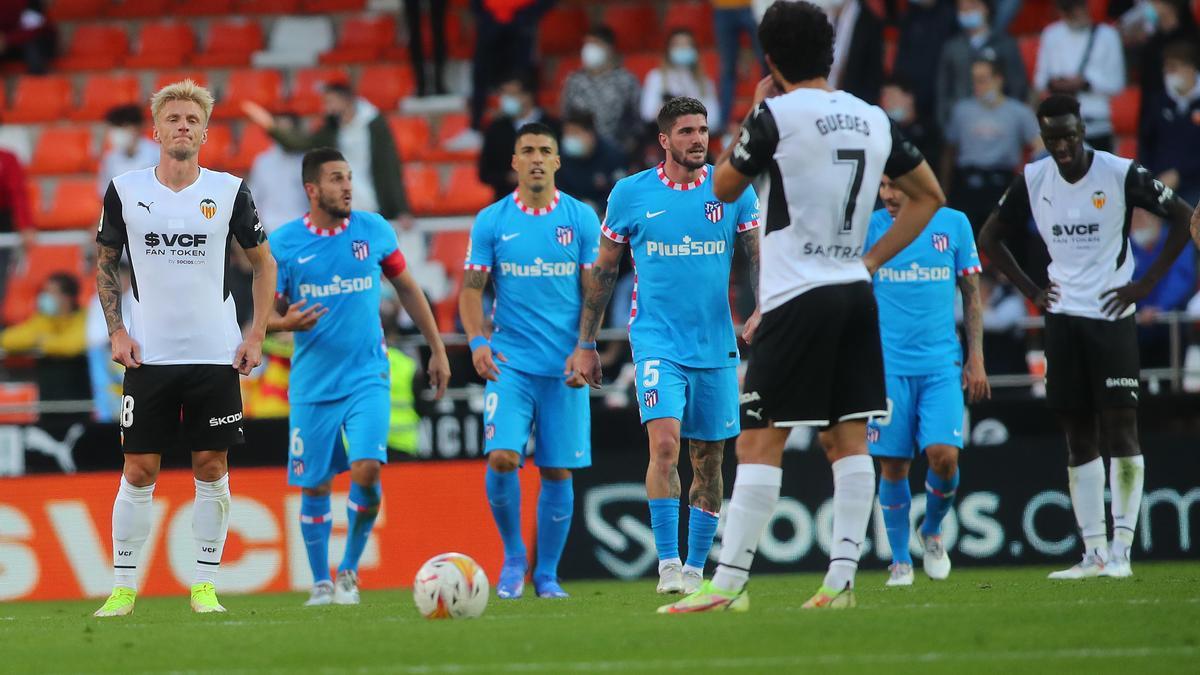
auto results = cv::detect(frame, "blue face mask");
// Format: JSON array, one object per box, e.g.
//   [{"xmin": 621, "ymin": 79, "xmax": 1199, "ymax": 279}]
[
  {"xmin": 886, "ymin": 107, "xmax": 908, "ymax": 122},
  {"xmin": 562, "ymin": 135, "xmax": 588, "ymax": 158},
  {"xmin": 669, "ymin": 46, "xmax": 698, "ymax": 68},
  {"xmin": 958, "ymin": 10, "xmax": 985, "ymax": 29},
  {"xmin": 499, "ymin": 94, "xmax": 522, "ymax": 118},
  {"xmin": 36, "ymin": 292, "xmax": 60, "ymax": 316}
]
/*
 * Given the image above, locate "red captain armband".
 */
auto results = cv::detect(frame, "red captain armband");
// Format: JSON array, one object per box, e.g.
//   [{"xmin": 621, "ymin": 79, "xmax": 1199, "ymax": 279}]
[{"xmin": 382, "ymin": 249, "xmax": 407, "ymax": 278}]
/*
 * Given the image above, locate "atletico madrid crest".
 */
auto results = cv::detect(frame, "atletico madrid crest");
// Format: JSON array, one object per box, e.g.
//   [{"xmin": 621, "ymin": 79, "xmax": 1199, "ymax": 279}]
[
  {"xmin": 704, "ymin": 200, "xmax": 724, "ymax": 223},
  {"xmin": 556, "ymin": 225, "xmax": 574, "ymax": 246},
  {"xmin": 931, "ymin": 232, "xmax": 949, "ymax": 253},
  {"xmin": 643, "ymin": 389, "xmax": 659, "ymax": 408},
  {"xmin": 352, "ymin": 239, "xmax": 369, "ymax": 260}
]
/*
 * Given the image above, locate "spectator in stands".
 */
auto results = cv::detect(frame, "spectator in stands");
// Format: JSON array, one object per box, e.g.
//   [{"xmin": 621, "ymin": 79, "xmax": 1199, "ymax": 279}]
[
  {"xmin": 96, "ymin": 104, "xmax": 159, "ymax": 198},
  {"xmin": 561, "ymin": 25, "xmax": 642, "ymax": 155},
  {"xmin": 813, "ymin": 0, "xmax": 884, "ymax": 104},
  {"xmin": 0, "ymin": 1, "xmax": 54, "ymax": 75},
  {"xmin": 641, "ymin": 29, "xmax": 721, "ymax": 130},
  {"xmin": 942, "ymin": 58, "xmax": 1041, "ymax": 230},
  {"xmin": 1139, "ymin": 41, "xmax": 1200, "ymax": 205},
  {"xmin": 248, "ymin": 113, "xmax": 308, "ymax": 234},
  {"xmin": 936, "ymin": 0, "xmax": 1028, "ymax": 129},
  {"xmin": 86, "ymin": 262, "xmax": 131, "ymax": 422},
  {"xmin": 243, "ymin": 83, "xmax": 412, "ymax": 225},
  {"xmin": 557, "ymin": 111, "xmax": 626, "ymax": 211},
  {"xmin": 1, "ymin": 272, "xmax": 90, "ymax": 409},
  {"xmin": 1033, "ymin": 0, "xmax": 1126, "ymax": 152},
  {"xmin": 711, "ymin": 0, "xmax": 764, "ymax": 131},
  {"xmin": 0, "ymin": 146, "xmax": 34, "ymax": 303},
  {"xmin": 479, "ymin": 73, "xmax": 561, "ymax": 200},
  {"xmin": 1123, "ymin": 0, "xmax": 1198, "ymax": 129},
  {"xmin": 1130, "ymin": 208, "xmax": 1197, "ymax": 367},
  {"xmin": 881, "ymin": 75, "xmax": 941, "ymax": 165},
  {"xmin": 405, "ymin": 0, "xmax": 448, "ymax": 97},
  {"xmin": 894, "ymin": 0, "xmax": 959, "ymax": 129}
]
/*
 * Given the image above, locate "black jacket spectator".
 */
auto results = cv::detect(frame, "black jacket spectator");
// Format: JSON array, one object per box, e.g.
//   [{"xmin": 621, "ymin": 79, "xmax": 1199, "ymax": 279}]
[{"xmin": 894, "ymin": 0, "xmax": 960, "ymax": 124}]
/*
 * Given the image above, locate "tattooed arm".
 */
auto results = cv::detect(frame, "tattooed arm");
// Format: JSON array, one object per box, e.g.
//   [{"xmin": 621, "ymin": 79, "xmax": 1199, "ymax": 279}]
[
  {"xmin": 566, "ymin": 237, "xmax": 626, "ymax": 387},
  {"xmin": 459, "ymin": 268, "xmax": 504, "ymax": 382},
  {"xmin": 958, "ymin": 272, "xmax": 990, "ymax": 403},
  {"xmin": 736, "ymin": 226, "xmax": 762, "ymax": 343},
  {"xmin": 97, "ymin": 243, "xmax": 140, "ymax": 368}
]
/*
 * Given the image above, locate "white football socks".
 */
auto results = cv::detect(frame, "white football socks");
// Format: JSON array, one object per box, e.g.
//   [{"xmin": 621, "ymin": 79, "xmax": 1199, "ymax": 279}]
[
  {"xmin": 111, "ymin": 476, "xmax": 155, "ymax": 591},
  {"xmin": 1109, "ymin": 455, "xmax": 1145, "ymax": 557},
  {"xmin": 823, "ymin": 454, "xmax": 875, "ymax": 591},
  {"xmin": 1068, "ymin": 457, "xmax": 1108, "ymax": 558},
  {"xmin": 192, "ymin": 473, "xmax": 231, "ymax": 586},
  {"xmin": 712, "ymin": 464, "xmax": 782, "ymax": 593}
]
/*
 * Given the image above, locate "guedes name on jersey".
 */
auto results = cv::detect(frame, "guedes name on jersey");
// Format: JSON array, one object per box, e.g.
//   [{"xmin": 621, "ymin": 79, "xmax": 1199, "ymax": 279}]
[
  {"xmin": 815, "ymin": 114, "xmax": 870, "ymax": 137},
  {"xmin": 802, "ymin": 242, "xmax": 864, "ymax": 258}
]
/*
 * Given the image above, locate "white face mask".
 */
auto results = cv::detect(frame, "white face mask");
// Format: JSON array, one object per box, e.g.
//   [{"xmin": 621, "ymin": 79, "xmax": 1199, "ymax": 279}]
[
  {"xmin": 669, "ymin": 46, "xmax": 698, "ymax": 68},
  {"xmin": 108, "ymin": 127, "xmax": 135, "ymax": 150},
  {"xmin": 581, "ymin": 43, "xmax": 609, "ymax": 70},
  {"xmin": 1130, "ymin": 225, "xmax": 1160, "ymax": 248},
  {"xmin": 499, "ymin": 94, "xmax": 523, "ymax": 118},
  {"xmin": 1165, "ymin": 72, "xmax": 1193, "ymax": 94}
]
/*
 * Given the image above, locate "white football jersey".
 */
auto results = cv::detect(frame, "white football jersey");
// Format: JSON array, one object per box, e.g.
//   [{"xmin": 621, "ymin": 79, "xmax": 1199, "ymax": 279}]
[
  {"xmin": 97, "ymin": 167, "xmax": 264, "ymax": 365},
  {"xmin": 731, "ymin": 88, "xmax": 924, "ymax": 312},
  {"xmin": 997, "ymin": 151, "xmax": 1176, "ymax": 321}
]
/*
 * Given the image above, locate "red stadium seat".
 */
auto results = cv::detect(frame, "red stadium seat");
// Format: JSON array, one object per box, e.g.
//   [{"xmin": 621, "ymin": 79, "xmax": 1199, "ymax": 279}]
[
  {"xmin": 359, "ymin": 64, "xmax": 415, "ymax": 110},
  {"xmin": 173, "ymin": 0, "xmax": 236, "ymax": 15},
  {"xmin": 403, "ymin": 165, "xmax": 442, "ymax": 216},
  {"xmin": 428, "ymin": 229, "xmax": 471, "ymax": 276},
  {"xmin": 0, "ymin": 383, "xmax": 38, "ymax": 425},
  {"xmin": 47, "ymin": 0, "xmax": 106, "ymax": 20},
  {"xmin": 1009, "ymin": 1, "xmax": 1056, "ymax": 36},
  {"xmin": 602, "ymin": 4, "xmax": 662, "ymax": 53},
  {"xmin": 884, "ymin": 39, "xmax": 898, "ymax": 75},
  {"xmin": 3, "ymin": 245, "xmax": 86, "ymax": 326},
  {"xmin": 110, "ymin": 0, "xmax": 170, "ymax": 18},
  {"xmin": 30, "ymin": 127, "xmax": 95, "ymax": 175},
  {"xmin": 38, "ymin": 179, "xmax": 102, "ymax": 230},
  {"xmin": 6, "ymin": 76, "xmax": 72, "ymax": 124},
  {"xmin": 664, "ymin": 2, "xmax": 715, "ymax": 48},
  {"xmin": 389, "ymin": 115, "xmax": 431, "ymax": 161},
  {"xmin": 320, "ymin": 14, "xmax": 398, "ymax": 64},
  {"xmin": 239, "ymin": 0, "xmax": 301, "ymax": 13},
  {"xmin": 437, "ymin": 164, "xmax": 493, "ymax": 216},
  {"xmin": 287, "ymin": 67, "xmax": 351, "ymax": 115},
  {"xmin": 1116, "ymin": 135, "xmax": 1137, "ymax": 159},
  {"xmin": 200, "ymin": 124, "xmax": 235, "ymax": 170},
  {"xmin": 301, "ymin": 0, "xmax": 366, "ymax": 12},
  {"xmin": 623, "ymin": 53, "xmax": 661, "ymax": 82},
  {"xmin": 125, "ymin": 21, "xmax": 195, "ymax": 68},
  {"xmin": 56, "ymin": 25, "xmax": 129, "ymax": 71},
  {"xmin": 227, "ymin": 123, "xmax": 275, "ymax": 173},
  {"xmin": 72, "ymin": 75, "xmax": 142, "ymax": 122},
  {"xmin": 213, "ymin": 70, "xmax": 284, "ymax": 120},
  {"xmin": 192, "ymin": 19, "xmax": 264, "ymax": 68},
  {"xmin": 1018, "ymin": 35, "xmax": 1040, "ymax": 85},
  {"xmin": 539, "ymin": 7, "xmax": 589, "ymax": 56},
  {"xmin": 429, "ymin": 113, "xmax": 477, "ymax": 161},
  {"xmin": 153, "ymin": 71, "xmax": 211, "ymax": 92},
  {"xmin": 1111, "ymin": 87, "xmax": 1141, "ymax": 135}
]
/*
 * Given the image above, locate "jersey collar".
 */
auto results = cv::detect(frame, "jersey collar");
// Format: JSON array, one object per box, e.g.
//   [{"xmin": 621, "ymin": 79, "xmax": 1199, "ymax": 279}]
[
  {"xmin": 512, "ymin": 189, "xmax": 561, "ymax": 216},
  {"xmin": 303, "ymin": 213, "xmax": 350, "ymax": 237},
  {"xmin": 656, "ymin": 162, "xmax": 708, "ymax": 191}
]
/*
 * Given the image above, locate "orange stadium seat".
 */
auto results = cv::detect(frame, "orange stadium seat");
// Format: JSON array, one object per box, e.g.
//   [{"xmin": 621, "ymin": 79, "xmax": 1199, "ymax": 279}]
[
  {"xmin": 664, "ymin": 2, "xmax": 715, "ymax": 47},
  {"xmin": 240, "ymin": 0, "xmax": 301, "ymax": 13},
  {"xmin": 30, "ymin": 127, "xmax": 95, "ymax": 175},
  {"xmin": 110, "ymin": 0, "xmax": 170, "ymax": 18},
  {"xmin": 174, "ymin": 0, "xmax": 236, "ymax": 15},
  {"xmin": 603, "ymin": 4, "xmax": 662, "ymax": 53},
  {"xmin": 320, "ymin": 14, "xmax": 398, "ymax": 64},
  {"xmin": 624, "ymin": 53, "xmax": 661, "ymax": 82},
  {"xmin": 39, "ymin": 179, "xmax": 102, "ymax": 231},
  {"xmin": 1009, "ymin": 0, "xmax": 1056, "ymax": 36},
  {"xmin": 1018, "ymin": 35, "xmax": 1040, "ymax": 84},
  {"xmin": 359, "ymin": 64, "xmax": 415, "ymax": 110},
  {"xmin": 286, "ymin": 67, "xmax": 351, "ymax": 115},
  {"xmin": 192, "ymin": 19, "xmax": 264, "ymax": 68},
  {"xmin": 25, "ymin": 182, "xmax": 42, "ymax": 227},
  {"xmin": 125, "ymin": 21, "xmax": 195, "ymax": 68},
  {"xmin": 1111, "ymin": 87, "xmax": 1141, "ymax": 135},
  {"xmin": 73, "ymin": 75, "xmax": 141, "ymax": 122},
  {"xmin": 47, "ymin": 0, "xmax": 107, "ymax": 20},
  {"xmin": 442, "ymin": 10, "xmax": 475, "ymax": 60},
  {"xmin": 0, "ymin": 383, "xmax": 38, "ymax": 425},
  {"xmin": 429, "ymin": 113, "xmax": 476, "ymax": 162},
  {"xmin": 3, "ymin": 244, "xmax": 86, "ymax": 326},
  {"xmin": 438, "ymin": 164, "xmax": 493, "ymax": 216},
  {"xmin": 227, "ymin": 123, "xmax": 274, "ymax": 173},
  {"xmin": 403, "ymin": 165, "xmax": 442, "ymax": 216},
  {"xmin": 56, "ymin": 25, "xmax": 129, "ymax": 71},
  {"xmin": 153, "ymin": 71, "xmax": 210, "ymax": 92},
  {"xmin": 213, "ymin": 70, "xmax": 283, "ymax": 120},
  {"xmin": 884, "ymin": 39, "xmax": 897, "ymax": 75},
  {"xmin": 301, "ymin": 0, "xmax": 366, "ymax": 12},
  {"xmin": 389, "ymin": 115, "xmax": 431, "ymax": 161},
  {"xmin": 539, "ymin": 7, "xmax": 589, "ymax": 56},
  {"xmin": 427, "ymin": 230, "xmax": 471, "ymax": 330},
  {"xmin": 200, "ymin": 124, "xmax": 235, "ymax": 170},
  {"xmin": 1116, "ymin": 135, "xmax": 1137, "ymax": 160}
]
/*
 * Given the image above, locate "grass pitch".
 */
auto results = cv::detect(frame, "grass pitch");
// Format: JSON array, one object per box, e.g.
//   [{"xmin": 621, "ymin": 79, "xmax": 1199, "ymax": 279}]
[{"xmin": 3, "ymin": 562, "xmax": 1197, "ymax": 674}]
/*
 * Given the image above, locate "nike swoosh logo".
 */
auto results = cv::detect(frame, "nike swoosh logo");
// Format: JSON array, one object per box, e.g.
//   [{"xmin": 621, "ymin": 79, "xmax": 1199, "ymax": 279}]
[
  {"xmin": 953, "ymin": 430, "xmax": 961, "ymax": 437},
  {"xmin": 725, "ymin": 420, "xmax": 736, "ymax": 428},
  {"xmin": 646, "ymin": 210, "xmax": 667, "ymax": 219},
  {"xmin": 501, "ymin": 233, "xmax": 521, "ymax": 241},
  {"xmin": 551, "ymin": 514, "xmax": 571, "ymax": 522},
  {"xmin": 298, "ymin": 255, "xmax": 317, "ymax": 264}
]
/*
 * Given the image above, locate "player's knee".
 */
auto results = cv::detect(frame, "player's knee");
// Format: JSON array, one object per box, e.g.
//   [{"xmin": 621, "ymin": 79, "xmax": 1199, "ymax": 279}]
[
  {"xmin": 302, "ymin": 483, "xmax": 332, "ymax": 497},
  {"xmin": 122, "ymin": 460, "xmax": 158, "ymax": 487},
  {"xmin": 539, "ymin": 467, "xmax": 570, "ymax": 481},
  {"xmin": 488, "ymin": 451, "xmax": 521, "ymax": 473},
  {"xmin": 925, "ymin": 446, "xmax": 958, "ymax": 478},
  {"xmin": 648, "ymin": 434, "xmax": 680, "ymax": 466},
  {"xmin": 879, "ymin": 459, "xmax": 910, "ymax": 481},
  {"xmin": 191, "ymin": 453, "xmax": 228, "ymax": 483},
  {"xmin": 817, "ymin": 430, "xmax": 837, "ymax": 456},
  {"xmin": 351, "ymin": 460, "xmax": 382, "ymax": 486}
]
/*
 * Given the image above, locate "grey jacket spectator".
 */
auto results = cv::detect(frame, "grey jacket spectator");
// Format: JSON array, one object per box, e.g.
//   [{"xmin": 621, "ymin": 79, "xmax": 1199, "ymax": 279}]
[
  {"xmin": 936, "ymin": 0, "xmax": 1029, "ymax": 129},
  {"xmin": 561, "ymin": 25, "xmax": 641, "ymax": 153},
  {"xmin": 248, "ymin": 114, "xmax": 308, "ymax": 234},
  {"xmin": 97, "ymin": 105, "xmax": 159, "ymax": 198}
]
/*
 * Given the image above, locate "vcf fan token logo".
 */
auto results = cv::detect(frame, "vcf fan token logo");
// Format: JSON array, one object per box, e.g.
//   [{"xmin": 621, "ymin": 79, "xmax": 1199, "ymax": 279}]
[
  {"xmin": 352, "ymin": 239, "xmax": 370, "ymax": 260},
  {"xmin": 199, "ymin": 198, "xmax": 217, "ymax": 219},
  {"xmin": 704, "ymin": 200, "xmax": 724, "ymax": 223},
  {"xmin": 1092, "ymin": 191, "xmax": 1106, "ymax": 209},
  {"xmin": 556, "ymin": 225, "xmax": 574, "ymax": 246},
  {"xmin": 643, "ymin": 389, "xmax": 658, "ymax": 408},
  {"xmin": 931, "ymin": 232, "xmax": 949, "ymax": 253}
]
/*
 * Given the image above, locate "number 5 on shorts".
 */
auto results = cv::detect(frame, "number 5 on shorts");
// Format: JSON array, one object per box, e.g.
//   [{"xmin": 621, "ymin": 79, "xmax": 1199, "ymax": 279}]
[{"xmin": 642, "ymin": 360, "xmax": 660, "ymax": 388}]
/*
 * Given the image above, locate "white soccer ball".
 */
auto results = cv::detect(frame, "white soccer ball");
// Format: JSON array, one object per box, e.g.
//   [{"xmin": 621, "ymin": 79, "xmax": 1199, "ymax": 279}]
[{"xmin": 413, "ymin": 552, "xmax": 489, "ymax": 619}]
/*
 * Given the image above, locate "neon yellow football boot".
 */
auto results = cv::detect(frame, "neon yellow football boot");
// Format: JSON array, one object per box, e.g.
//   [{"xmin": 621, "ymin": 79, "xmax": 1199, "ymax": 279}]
[
  {"xmin": 93, "ymin": 587, "xmax": 137, "ymax": 617},
  {"xmin": 190, "ymin": 582, "xmax": 227, "ymax": 613}
]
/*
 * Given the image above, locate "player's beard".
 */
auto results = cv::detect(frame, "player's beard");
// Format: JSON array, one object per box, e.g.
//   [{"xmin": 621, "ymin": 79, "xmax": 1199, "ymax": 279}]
[
  {"xmin": 670, "ymin": 145, "xmax": 707, "ymax": 171},
  {"xmin": 166, "ymin": 144, "xmax": 198, "ymax": 162},
  {"xmin": 319, "ymin": 192, "xmax": 351, "ymax": 219}
]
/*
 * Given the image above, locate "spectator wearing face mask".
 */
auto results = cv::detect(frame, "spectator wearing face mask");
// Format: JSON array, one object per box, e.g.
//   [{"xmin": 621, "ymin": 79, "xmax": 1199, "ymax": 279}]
[
  {"xmin": 881, "ymin": 75, "xmax": 941, "ymax": 165},
  {"xmin": 1, "ymin": 273, "xmax": 90, "ymax": 409},
  {"xmin": 1129, "ymin": 207, "xmax": 1196, "ymax": 368},
  {"xmin": 97, "ymin": 104, "xmax": 159, "ymax": 198},
  {"xmin": 248, "ymin": 112, "xmax": 309, "ymax": 234},
  {"xmin": 640, "ymin": 29, "xmax": 720, "ymax": 129},
  {"xmin": 556, "ymin": 111, "xmax": 626, "ymax": 210},
  {"xmin": 1140, "ymin": 41, "xmax": 1200, "ymax": 206},
  {"xmin": 1122, "ymin": 0, "xmax": 1198, "ymax": 126},
  {"xmin": 479, "ymin": 73, "xmax": 561, "ymax": 200},
  {"xmin": 1034, "ymin": 0, "xmax": 1125, "ymax": 152},
  {"xmin": 936, "ymin": 0, "xmax": 1028, "ymax": 129},
  {"xmin": 561, "ymin": 25, "xmax": 642, "ymax": 154}
]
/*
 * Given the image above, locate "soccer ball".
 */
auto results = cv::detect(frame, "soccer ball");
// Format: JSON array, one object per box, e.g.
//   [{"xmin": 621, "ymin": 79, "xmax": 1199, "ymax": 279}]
[{"xmin": 413, "ymin": 552, "xmax": 489, "ymax": 619}]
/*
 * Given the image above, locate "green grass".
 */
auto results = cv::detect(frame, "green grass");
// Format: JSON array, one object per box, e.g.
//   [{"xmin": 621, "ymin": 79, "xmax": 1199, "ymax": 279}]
[{"xmin": 3, "ymin": 562, "xmax": 1199, "ymax": 674}]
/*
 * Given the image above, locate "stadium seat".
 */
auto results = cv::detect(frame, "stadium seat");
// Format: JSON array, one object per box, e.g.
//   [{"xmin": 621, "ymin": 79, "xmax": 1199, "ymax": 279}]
[
  {"xmin": 29, "ymin": 127, "xmax": 95, "ymax": 175},
  {"xmin": 427, "ymin": 230, "xmax": 471, "ymax": 331},
  {"xmin": 6, "ymin": 76, "xmax": 73, "ymax": 124},
  {"xmin": 38, "ymin": 178, "xmax": 102, "ymax": 230},
  {"xmin": 192, "ymin": 19, "xmax": 264, "ymax": 68},
  {"xmin": 124, "ymin": 21, "xmax": 195, "ymax": 68},
  {"xmin": 0, "ymin": 382, "xmax": 38, "ymax": 424},
  {"xmin": 320, "ymin": 14, "xmax": 398, "ymax": 64},
  {"xmin": 1116, "ymin": 135, "xmax": 1137, "ymax": 160},
  {"xmin": 72, "ymin": 75, "xmax": 141, "ymax": 122},
  {"xmin": 200, "ymin": 124, "xmax": 235, "ymax": 170},
  {"xmin": 213, "ymin": 70, "xmax": 284, "ymax": 120},
  {"xmin": 1009, "ymin": 1, "xmax": 1056, "ymax": 36},
  {"xmin": 56, "ymin": 25, "xmax": 129, "ymax": 71},
  {"xmin": 602, "ymin": 4, "xmax": 661, "ymax": 53},
  {"xmin": 227, "ymin": 123, "xmax": 274, "ymax": 173},
  {"xmin": 884, "ymin": 39, "xmax": 897, "ymax": 75},
  {"xmin": 0, "ymin": 126, "xmax": 33, "ymax": 165},
  {"xmin": 359, "ymin": 64, "xmax": 415, "ymax": 110},
  {"xmin": 253, "ymin": 16, "xmax": 335, "ymax": 68},
  {"xmin": 389, "ymin": 115, "xmax": 431, "ymax": 162},
  {"xmin": 539, "ymin": 7, "xmax": 588, "ymax": 56},
  {"xmin": 403, "ymin": 165, "xmax": 442, "ymax": 216},
  {"xmin": 110, "ymin": 0, "xmax": 170, "ymax": 18},
  {"xmin": 1111, "ymin": 87, "xmax": 1141, "ymax": 135},
  {"xmin": 47, "ymin": 0, "xmax": 106, "ymax": 21},
  {"xmin": 2, "ymin": 244, "xmax": 86, "ymax": 326},
  {"xmin": 287, "ymin": 67, "xmax": 351, "ymax": 115},
  {"xmin": 25, "ymin": 181, "xmax": 42, "ymax": 225},
  {"xmin": 664, "ymin": 2, "xmax": 715, "ymax": 48},
  {"xmin": 429, "ymin": 113, "xmax": 477, "ymax": 161},
  {"xmin": 301, "ymin": 0, "xmax": 366, "ymax": 11},
  {"xmin": 239, "ymin": 0, "xmax": 301, "ymax": 12},
  {"xmin": 1018, "ymin": 35, "xmax": 1040, "ymax": 84},
  {"xmin": 623, "ymin": 53, "xmax": 661, "ymax": 82},
  {"xmin": 438, "ymin": 164, "xmax": 493, "ymax": 216},
  {"xmin": 173, "ymin": 0, "xmax": 236, "ymax": 15},
  {"xmin": 153, "ymin": 71, "xmax": 210, "ymax": 92},
  {"xmin": 547, "ymin": 54, "xmax": 582, "ymax": 92}
]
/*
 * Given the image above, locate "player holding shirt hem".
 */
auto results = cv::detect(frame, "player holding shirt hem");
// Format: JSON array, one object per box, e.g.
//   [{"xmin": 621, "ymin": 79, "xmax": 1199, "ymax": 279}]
[
  {"xmin": 459, "ymin": 122, "xmax": 602, "ymax": 600},
  {"xmin": 267, "ymin": 148, "xmax": 449, "ymax": 606},
  {"xmin": 567, "ymin": 96, "xmax": 760, "ymax": 596}
]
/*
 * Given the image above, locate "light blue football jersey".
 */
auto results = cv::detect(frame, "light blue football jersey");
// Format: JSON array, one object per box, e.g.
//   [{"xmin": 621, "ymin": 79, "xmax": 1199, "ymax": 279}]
[
  {"xmin": 271, "ymin": 211, "xmax": 405, "ymax": 404},
  {"xmin": 865, "ymin": 207, "xmax": 981, "ymax": 376},
  {"xmin": 465, "ymin": 190, "xmax": 601, "ymax": 377},
  {"xmin": 602, "ymin": 163, "xmax": 759, "ymax": 368}
]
